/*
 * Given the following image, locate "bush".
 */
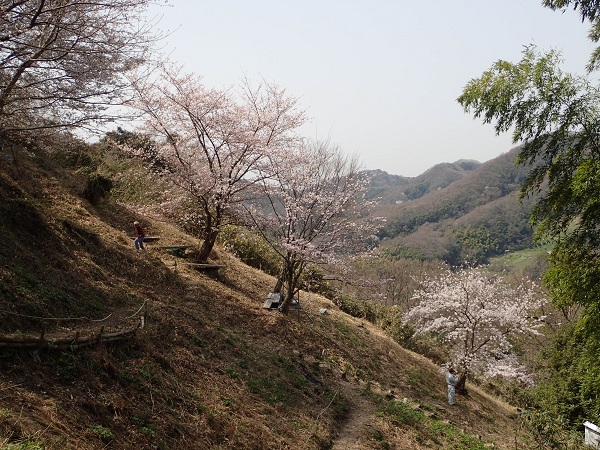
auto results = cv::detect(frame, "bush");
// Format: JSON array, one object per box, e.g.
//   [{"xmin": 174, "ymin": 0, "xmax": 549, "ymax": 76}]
[
  {"xmin": 218, "ymin": 225, "xmax": 281, "ymax": 276},
  {"xmin": 380, "ymin": 309, "xmax": 448, "ymax": 364},
  {"xmin": 298, "ymin": 265, "xmax": 336, "ymax": 300},
  {"xmin": 89, "ymin": 425, "xmax": 114, "ymax": 444},
  {"xmin": 82, "ymin": 172, "xmax": 113, "ymax": 204},
  {"xmin": 336, "ymin": 295, "xmax": 383, "ymax": 323},
  {"xmin": 519, "ymin": 408, "xmax": 587, "ymax": 450}
]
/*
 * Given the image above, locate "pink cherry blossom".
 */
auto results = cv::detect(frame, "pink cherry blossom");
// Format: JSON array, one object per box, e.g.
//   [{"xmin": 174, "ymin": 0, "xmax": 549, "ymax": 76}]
[
  {"xmin": 403, "ymin": 268, "xmax": 547, "ymax": 385},
  {"xmin": 129, "ymin": 65, "xmax": 306, "ymax": 261},
  {"xmin": 242, "ymin": 140, "xmax": 382, "ymax": 313}
]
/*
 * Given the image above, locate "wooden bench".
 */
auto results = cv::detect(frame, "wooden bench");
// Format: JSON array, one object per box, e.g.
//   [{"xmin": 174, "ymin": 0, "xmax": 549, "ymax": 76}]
[
  {"xmin": 184, "ymin": 263, "xmax": 226, "ymax": 277},
  {"xmin": 130, "ymin": 236, "xmax": 160, "ymax": 242},
  {"xmin": 263, "ymin": 293, "xmax": 304, "ymax": 317},
  {"xmin": 263, "ymin": 292, "xmax": 281, "ymax": 309},
  {"xmin": 157, "ymin": 245, "xmax": 191, "ymax": 257}
]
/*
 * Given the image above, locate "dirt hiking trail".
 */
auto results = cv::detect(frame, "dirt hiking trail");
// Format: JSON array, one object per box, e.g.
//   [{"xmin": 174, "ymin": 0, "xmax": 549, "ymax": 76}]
[{"xmin": 331, "ymin": 380, "xmax": 377, "ymax": 450}]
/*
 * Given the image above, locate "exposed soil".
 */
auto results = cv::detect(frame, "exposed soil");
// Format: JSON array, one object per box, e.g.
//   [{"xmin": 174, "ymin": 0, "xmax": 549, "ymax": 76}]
[{"xmin": 331, "ymin": 380, "xmax": 378, "ymax": 450}]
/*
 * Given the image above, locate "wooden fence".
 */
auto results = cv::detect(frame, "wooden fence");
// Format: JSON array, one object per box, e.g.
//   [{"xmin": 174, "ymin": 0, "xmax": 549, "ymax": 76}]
[{"xmin": 0, "ymin": 304, "xmax": 146, "ymax": 350}]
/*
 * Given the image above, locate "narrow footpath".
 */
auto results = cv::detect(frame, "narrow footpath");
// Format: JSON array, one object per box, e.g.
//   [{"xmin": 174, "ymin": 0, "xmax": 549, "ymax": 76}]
[{"xmin": 331, "ymin": 380, "xmax": 377, "ymax": 450}]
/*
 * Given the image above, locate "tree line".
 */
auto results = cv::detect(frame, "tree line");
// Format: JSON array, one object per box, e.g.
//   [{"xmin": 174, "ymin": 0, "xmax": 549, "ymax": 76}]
[{"xmin": 458, "ymin": 0, "xmax": 600, "ymax": 440}]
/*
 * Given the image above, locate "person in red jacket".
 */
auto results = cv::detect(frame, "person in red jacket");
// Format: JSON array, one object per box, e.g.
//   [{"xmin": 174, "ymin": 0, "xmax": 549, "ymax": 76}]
[{"xmin": 133, "ymin": 221, "xmax": 145, "ymax": 250}]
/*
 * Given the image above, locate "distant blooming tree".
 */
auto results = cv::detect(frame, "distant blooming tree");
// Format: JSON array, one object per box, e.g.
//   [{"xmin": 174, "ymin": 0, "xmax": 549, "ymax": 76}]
[
  {"xmin": 243, "ymin": 141, "xmax": 380, "ymax": 314},
  {"xmin": 403, "ymin": 269, "xmax": 547, "ymax": 388},
  {"xmin": 0, "ymin": 0, "xmax": 159, "ymax": 142},
  {"xmin": 131, "ymin": 66, "xmax": 306, "ymax": 261}
]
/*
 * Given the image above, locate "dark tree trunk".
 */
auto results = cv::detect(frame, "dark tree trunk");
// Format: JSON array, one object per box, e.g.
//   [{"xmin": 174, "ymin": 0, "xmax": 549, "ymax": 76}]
[
  {"xmin": 456, "ymin": 371, "xmax": 468, "ymax": 394},
  {"xmin": 197, "ymin": 207, "xmax": 221, "ymax": 263},
  {"xmin": 197, "ymin": 229, "xmax": 218, "ymax": 262},
  {"xmin": 279, "ymin": 288, "xmax": 296, "ymax": 315},
  {"xmin": 277, "ymin": 255, "xmax": 301, "ymax": 315},
  {"xmin": 272, "ymin": 275, "xmax": 283, "ymax": 294}
]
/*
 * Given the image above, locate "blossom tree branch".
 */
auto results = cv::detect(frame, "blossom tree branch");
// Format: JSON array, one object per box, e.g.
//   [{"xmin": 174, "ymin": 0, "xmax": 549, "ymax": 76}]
[
  {"xmin": 243, "ymin": 140, "xmax": 381, "ymax": 314},
  {"xmin": 130, "ymin": 65, "xmax": 306, "ymax": 262},
  {"xmin": 0, "ymin": 0, "xmax": 160, "ymax": 143},
  {"xmin": 403, "ymin": 269, "xmax": 547, "ymax": 387}
]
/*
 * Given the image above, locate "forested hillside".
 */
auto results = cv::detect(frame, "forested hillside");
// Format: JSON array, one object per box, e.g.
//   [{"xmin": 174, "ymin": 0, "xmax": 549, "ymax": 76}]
[
  {"xmin": 365, "ymin": 159, "xmax": 481, "ymax": 204},
  {"xmin": 368, "ymin": 147, "xmax": 536, "ymax": 264}
]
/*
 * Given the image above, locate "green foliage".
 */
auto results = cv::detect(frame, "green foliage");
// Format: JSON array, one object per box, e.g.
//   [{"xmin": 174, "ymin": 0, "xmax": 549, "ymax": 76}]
[
  {"xmin": 458, "ymin": 46, "xmax": 600, "ymax": 244},
  {"xmin": 83, "ymin": 134, "xmax": 172, "ymax": 207},
  {"xmin": 487, "ymin": 244, "xmax": 551, "ymax": 280},
  {"xmin": 218, "ymin": 225, "xmax": 281, "ymax": 277},
  {"xmin": 534, "ymin": 320, "xmax": 600, "ymax": 427},
  {"xmin": 390, "ymin": 324, "xmax": 449, "ymax": 365},
  {"xmin": 542, "ymin": 0, "xmax": 600, "ymax": 72},
  {"xmin": 383, "ymin": 245, "xmax": 426, "ymax": 261},
  {"xmin": 380, "ymin": 309, "xmax": 415, "ymax": 344},
  {"xmin": 404, "ymin": 181, "xmax": 429, "ymax": 200},
  {"xmin": 379, "ymin": 400, "xmax": 424, "ymax": 426},
  {"xmin": 451, "ymin": 225, "xmax": 500, "ymax": 265},
  {"xmin": 132, "ymin": 415, "xmax": 156, "ymax": 437},
  {"xmin": 298, "ymin": 264, "xmax": 337, "ymax": 300},
  {"xmin": 458, "ymin": 42, "xmax": 600, "ymax": 433},
  {"xmin": 51, "ymin": 142, "xmax": 98, "ymax": 170},
  {"xmin": 519, "ymin": 408, "xmax": 587, "ymax": 450},
  {"xmin": 82, "ymin": 172, "xmax": 113, "ymax": 204},
  {"xmin": 377, "ymin": 399, "xmax": 492, "ymax": 449},
  {"xmin": 109, "ymin": 165, "xmax": 168, "ymax": 206},
  {"xmin": 0, "ymin": 441, "xmax": 44, "ymax": 450},
  {"xmin": 336, "ymin": 294, "xmax": 382, "ymax": 323},
  {"xmin": 544, "ymin": 243, "xmax": 600, "ymax": 309},
  {"xmin": 89, "ymin": 424, "xmax": 114, "ymax": 443},
  {"xmin": 225, "ymin": 366, "xmax": 240, "ymax": 378},
  {"xmin": 103, "ymin": 127, "xmax": 165, "ymax": 171}
]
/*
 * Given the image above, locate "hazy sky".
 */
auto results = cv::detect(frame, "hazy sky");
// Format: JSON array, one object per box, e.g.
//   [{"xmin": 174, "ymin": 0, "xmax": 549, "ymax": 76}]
[{"xmin": 147, "ymin": 1, "xmax": 596, "ymax": 177}]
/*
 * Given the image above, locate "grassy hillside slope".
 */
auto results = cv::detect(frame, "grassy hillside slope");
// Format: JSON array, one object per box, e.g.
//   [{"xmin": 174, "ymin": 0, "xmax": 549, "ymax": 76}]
[{"xmin": 0, "ymin": 148, "xmax": 532, "ymax": 449}]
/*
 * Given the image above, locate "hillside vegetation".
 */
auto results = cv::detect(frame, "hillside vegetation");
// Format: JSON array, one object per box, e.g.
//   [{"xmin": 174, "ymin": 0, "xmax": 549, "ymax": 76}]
[
  {"xmin": 369, "ymin": 147, "xmax": 536, "ymax": 265},
  {"xmin": 0, "ymin": 143, "xmax": 536, "ymax": 449}
]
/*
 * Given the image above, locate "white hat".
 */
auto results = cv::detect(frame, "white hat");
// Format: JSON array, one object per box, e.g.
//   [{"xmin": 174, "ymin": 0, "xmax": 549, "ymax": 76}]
[{"xmin": 134, "ymin": 221, "xmax": 140, "ymax": 225}]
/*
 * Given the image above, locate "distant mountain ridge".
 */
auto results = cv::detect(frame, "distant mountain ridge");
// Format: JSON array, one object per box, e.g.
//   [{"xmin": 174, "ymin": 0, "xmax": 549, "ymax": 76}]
[
  {"xmin": 365, "ymin": 158, "xmax": 482, "ymax": 204},
  {"xmin": 365, "ymin": 147, "xmax": 536, "ymax": 265}
]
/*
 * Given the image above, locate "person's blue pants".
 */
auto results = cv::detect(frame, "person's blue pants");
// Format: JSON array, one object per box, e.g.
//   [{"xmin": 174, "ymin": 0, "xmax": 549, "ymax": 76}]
[{"xmin": 134, "ymin": 237, "xmax": 145, "ymax": 250}]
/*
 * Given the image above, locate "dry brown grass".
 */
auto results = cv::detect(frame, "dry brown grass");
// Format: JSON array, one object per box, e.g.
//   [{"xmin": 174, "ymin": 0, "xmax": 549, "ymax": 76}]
[{"xmin": 0, "ymin": 148, "xmax": 536, "ymax": 449}]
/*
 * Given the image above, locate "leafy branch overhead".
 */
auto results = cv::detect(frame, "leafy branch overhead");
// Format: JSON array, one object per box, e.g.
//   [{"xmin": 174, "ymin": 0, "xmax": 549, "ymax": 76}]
[
  {"xmin": 458, "ymin": 0, "xmax": 600, "ymax": 430},
  {"xmin": 458, "ymin": 45, "xmax": 600, "ymax": 295}
]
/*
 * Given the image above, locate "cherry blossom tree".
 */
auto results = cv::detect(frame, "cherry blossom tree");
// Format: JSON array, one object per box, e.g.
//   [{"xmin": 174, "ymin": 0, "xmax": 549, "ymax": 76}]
[
  {"xmin": 403, "ymin": 269, "xmax": 547, "ymax": 389},
  {"xmin": 243, "ymin": 141, "xmax": 380, "ymax": 314},
  {"xmin": 131, "ymin": 66, "xmax": 306, "ymax": 262},
  {"xmin": 0, "ymin": 0, "xmax": 158, "ymax": 142}
]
